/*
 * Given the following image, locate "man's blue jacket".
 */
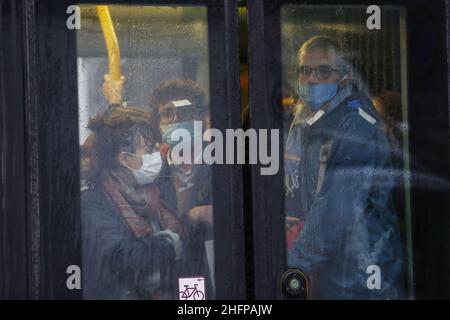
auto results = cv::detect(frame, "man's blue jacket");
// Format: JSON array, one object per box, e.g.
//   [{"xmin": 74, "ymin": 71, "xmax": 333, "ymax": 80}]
[{"xmin": 286, "ymin": 86, "xmax": 405, "ymax": 299}]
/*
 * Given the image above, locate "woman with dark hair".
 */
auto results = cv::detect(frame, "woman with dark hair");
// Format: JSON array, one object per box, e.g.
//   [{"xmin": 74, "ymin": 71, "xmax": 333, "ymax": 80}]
[{"xmin": 81, "ymin": 106, "xmax": 184, "ymax": 300}]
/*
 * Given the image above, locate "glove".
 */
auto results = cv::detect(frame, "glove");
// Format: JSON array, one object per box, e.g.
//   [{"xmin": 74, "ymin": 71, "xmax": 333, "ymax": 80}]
[{"xmin": 152, "ymin": 230, "xmax": 182, "ymax": 261}]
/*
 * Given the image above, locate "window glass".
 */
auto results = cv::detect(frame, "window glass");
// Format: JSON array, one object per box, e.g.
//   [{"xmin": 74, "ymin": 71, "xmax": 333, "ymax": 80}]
[
  {"xmin": 281, "ymin": 5, "xmax": 412, "ymax": 299},
  {"xmin": 77, "ymin": 5, "xmax": 214, "ymax": 300}
]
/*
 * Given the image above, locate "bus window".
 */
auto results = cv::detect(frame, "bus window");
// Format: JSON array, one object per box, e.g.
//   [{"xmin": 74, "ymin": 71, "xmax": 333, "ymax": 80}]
[
  {"xmin": 77, "ymin": 5, "xmax": 214, "ymax": 300},
  {"xmin": 281, "ymin": 5, "xmax": 411, "ymax": 299}
]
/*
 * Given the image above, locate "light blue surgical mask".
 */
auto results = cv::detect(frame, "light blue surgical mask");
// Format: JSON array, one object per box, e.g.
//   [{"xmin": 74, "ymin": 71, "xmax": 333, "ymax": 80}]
[
  {"xmin": 298, "ymin": 82, "xmax": 338, "ymax": 111},
  {"xmin": 160, "ymin": 121, "xmax": 195, "ymax": 149}
]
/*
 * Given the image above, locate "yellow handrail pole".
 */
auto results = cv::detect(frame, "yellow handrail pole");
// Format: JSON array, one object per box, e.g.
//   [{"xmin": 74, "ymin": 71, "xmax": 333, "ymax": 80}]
[
  {"xmin": 96, "ymin": 5, "xmax": 122, "ymax": 81},
  {"xmin": 282, "ymin": 97, "xmax": 295, "ymax": 107}
]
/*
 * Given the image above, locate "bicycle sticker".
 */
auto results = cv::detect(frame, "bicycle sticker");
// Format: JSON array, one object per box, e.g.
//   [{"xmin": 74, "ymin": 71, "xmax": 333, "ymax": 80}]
[{"xmin": 178, "ymin": 277, "xmax": 206, "ymax": 300}]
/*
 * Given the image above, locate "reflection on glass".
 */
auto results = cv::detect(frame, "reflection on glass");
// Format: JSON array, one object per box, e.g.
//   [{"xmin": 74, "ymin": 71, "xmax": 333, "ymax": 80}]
[
  {"xmin": 77, "ymin": 5, "xmax": 214, "ymax": 300},
  {"xmin": 281, "ymin": 5, "xmax": 411, "ymax": 299}
]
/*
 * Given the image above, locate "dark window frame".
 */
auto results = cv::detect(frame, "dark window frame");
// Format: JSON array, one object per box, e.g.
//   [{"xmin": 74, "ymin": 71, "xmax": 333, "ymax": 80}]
[
  {"xmin": 9, "ymin": 0, "xmax": 245, "ymax": 299},
  {"xmin": 248, "ymin": 0, "xmax": 450, "ymax": 299},
  {"xmin": 0, "ymin": 0, "xmax": 29, "ymax": 299}
]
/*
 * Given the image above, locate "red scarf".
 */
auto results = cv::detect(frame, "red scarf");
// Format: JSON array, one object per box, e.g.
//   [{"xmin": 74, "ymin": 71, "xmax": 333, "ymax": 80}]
[{"xmin": 102, "ymin": 177, "xmax": 184, "ymax": 238}]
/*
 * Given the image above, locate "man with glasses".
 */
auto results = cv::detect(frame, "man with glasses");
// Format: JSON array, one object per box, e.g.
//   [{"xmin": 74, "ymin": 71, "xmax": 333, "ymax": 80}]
[
  {"xmin": 150, "ymin": 79, "xmax": 214, "ymax": 292},
  {"xmin": 150, "ymin": 80, "xmax": 212, "ymax": 225},
  {"xmin": 286, "ymin": 36, "xmax": 404, "ymax": 299}
]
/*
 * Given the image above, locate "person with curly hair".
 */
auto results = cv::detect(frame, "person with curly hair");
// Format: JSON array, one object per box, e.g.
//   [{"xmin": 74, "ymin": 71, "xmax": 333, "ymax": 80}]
[{"xmin": 81, "ymin": 106, "xmax": 184, "ymax": 299}]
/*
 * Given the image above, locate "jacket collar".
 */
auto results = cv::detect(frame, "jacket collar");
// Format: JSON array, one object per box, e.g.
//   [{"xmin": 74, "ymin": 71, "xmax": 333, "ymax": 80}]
[{"xmin": 292, "ymin": 84, "xmax": 354, "ymax": 128}]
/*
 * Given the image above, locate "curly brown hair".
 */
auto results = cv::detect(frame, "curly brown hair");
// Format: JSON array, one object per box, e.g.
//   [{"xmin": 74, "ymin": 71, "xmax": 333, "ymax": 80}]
[{"xmin": 81, "ymin": 106, "xmax": 160, "ymax": 183}]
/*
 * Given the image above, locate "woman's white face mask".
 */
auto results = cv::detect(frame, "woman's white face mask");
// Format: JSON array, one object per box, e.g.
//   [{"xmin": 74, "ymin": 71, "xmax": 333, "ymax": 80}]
[{"xmin": 122, "ymin": 151, "xmax": 163, "ymax": 185}]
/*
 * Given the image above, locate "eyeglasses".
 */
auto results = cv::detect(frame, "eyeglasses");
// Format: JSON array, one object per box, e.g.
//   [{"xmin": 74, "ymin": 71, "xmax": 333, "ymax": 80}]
[
  {"xmin": 297, "ymin": 65, "xmax": 341, "ymax": 81},
  {"xmin": 159, "ymin": 105, "xmax": 196, "ymax": 124}
]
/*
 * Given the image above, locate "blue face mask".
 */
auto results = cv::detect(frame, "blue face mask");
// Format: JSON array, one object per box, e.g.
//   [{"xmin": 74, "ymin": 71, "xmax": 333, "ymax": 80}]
[
  {"xmin": 298, "ymin": 82, "xmax": 339, "ymax": 111},
  {"xmin": 160, "ymin": 121, "xmax": 195, "ymax": 149}
]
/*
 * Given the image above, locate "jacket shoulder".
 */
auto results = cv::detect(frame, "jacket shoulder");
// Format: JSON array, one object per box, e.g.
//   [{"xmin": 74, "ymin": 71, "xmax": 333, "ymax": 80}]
[
  {"xmin": 81, "ymin": 187, "xmax": 118, "ymax": 221},
  {"xmin": 336, "ymin": 96, "xmax": 380, "ymax": 138}
]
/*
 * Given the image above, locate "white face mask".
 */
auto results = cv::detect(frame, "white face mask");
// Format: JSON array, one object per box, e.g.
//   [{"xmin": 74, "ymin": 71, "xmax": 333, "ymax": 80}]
[{"xmin": 122, "ymin": 151, "xmax": 163, "ymax": 186}]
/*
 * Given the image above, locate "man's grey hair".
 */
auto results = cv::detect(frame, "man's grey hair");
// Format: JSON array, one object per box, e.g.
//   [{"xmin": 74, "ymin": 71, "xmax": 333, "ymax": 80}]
[
  {"xmin": 298, "ymin": 36, "xmax": 349, "ymax": 74},
  {"xmin": 298, "ymin": 36, "xmax": 368, "ymax": 93}
]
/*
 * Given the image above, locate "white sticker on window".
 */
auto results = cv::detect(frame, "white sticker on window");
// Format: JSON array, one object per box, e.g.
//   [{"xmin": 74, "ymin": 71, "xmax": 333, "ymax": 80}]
[{"xmin": 178, "ymin": 277, "xmax": 206, "ymax": 300}]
